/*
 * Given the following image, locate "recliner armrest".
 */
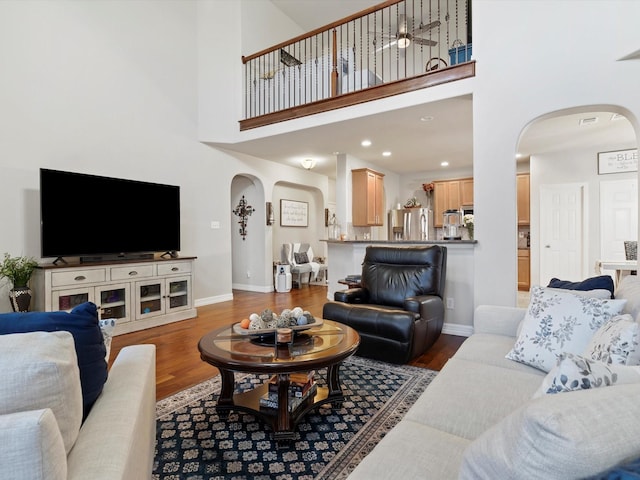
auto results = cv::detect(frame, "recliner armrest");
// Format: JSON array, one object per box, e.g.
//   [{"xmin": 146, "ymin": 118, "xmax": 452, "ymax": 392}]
[
  {"xmin": 334, "ymin": 288, "xmax": 370, "ymax": 304},
  {"xmin": 405, "ymin": 295, "xmax": 444, "ymax": 319}
]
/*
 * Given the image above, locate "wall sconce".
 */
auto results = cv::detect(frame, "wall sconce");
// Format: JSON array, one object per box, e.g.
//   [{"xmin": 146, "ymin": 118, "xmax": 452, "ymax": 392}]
[
  {"xmin": 232, "ymin": 195, "xmax": 255, "ymax": 240},
  {"xmin": 266, "ymin": 201, "xmax": 275, "ymax": 225}
]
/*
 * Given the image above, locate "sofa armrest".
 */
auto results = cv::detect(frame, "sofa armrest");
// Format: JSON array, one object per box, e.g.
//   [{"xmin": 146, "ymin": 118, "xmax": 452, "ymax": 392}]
[
  {"xmin": 473, "ymin": 305, "xmax": 527, "ymax": 337},
  {"xmin": 0, "ymin": 409, "xmax": 67, "ymax": 480},
  {"xmin": 67, "ymin": 345, "xmax": 156, "ymax": 480},
  {"xmin": 335, "ymin": 287, "xmax": 370, "ymax": 304}
]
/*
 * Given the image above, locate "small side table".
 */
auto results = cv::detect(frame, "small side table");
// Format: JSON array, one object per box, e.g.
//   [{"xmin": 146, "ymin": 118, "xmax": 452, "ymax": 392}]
[{"xmin": 338, "ymin": 278, "xmax": 361, "ymax": 288}]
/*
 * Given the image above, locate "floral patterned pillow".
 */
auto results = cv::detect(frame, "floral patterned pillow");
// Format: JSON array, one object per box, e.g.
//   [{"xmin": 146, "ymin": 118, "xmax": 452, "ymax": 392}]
[
  {"xmin": 506, "ymin": 286, "xmax": 627, "ymax": 372},
  {"xmin": 533, "ymin": 353, "xmax": 640, "ymax": 397},
  {"xmin": 583, "ymin": 314, "xmax": 640, "ymax": 366}
]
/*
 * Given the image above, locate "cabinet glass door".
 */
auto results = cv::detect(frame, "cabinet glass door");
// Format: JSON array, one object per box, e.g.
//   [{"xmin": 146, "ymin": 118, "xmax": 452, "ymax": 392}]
[
  {"xmin": 136, "ymin": 280, "xmax": 165, "ymax": 319},
  {"xmin": 53, "ymin": 287, "xmax": 94, "ymax": 311},
  {"xmin": 166, "ymin": 276, "xmax": 191, "ymax": 312},
  {"xmin": 98, "ymin": 284, "xmax": 130, "ymax": 323}
]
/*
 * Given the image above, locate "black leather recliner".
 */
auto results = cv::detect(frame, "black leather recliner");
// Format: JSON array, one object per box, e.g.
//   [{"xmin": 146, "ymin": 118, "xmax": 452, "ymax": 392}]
[{"xmin": 322, "ymin": 245, "xmax": 447, "ymax": 364}]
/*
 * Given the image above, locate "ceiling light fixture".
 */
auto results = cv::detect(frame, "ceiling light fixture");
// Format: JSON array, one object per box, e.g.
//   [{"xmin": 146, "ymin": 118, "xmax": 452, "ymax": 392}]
[
  {"xmin": 361, "ymin": 139, "xmax": 372, "ymax": 147},
  {"xmin": 382, "ymin": 151, "xmax": 391, "ymax": 157},
  {"xmin": 440, "ymin": 161, "xmax": 449, "ymax": 167},
  {"xmin": 300, "ymin": 158, "xmax": 317, "ymax": 170},
  {"xmin": 397, "ymin": 36, "xmax": 411, "ymax": 49}
]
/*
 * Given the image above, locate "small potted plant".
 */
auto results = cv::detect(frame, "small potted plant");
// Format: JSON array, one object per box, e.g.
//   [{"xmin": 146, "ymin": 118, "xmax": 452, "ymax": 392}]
[{"xmin": 0, "ymin": 253, "xmax": 39, "ymax": 312}]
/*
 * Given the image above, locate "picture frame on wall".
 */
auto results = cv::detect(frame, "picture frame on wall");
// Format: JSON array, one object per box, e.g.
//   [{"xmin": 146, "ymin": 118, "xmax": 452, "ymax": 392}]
[
  {"xmin": 597, "ymin": 148, "xmax": 638, "ymax": 175},
  {"xmin": 280, "ymin": 199, "xmax": 308, "ymax": 227}
]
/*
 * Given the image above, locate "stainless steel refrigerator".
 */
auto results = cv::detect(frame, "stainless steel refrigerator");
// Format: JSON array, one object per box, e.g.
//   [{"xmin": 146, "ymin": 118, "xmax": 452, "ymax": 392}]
[{"xmin": 388, "ymin": 208, "xmax": 435, "ymax": 241}]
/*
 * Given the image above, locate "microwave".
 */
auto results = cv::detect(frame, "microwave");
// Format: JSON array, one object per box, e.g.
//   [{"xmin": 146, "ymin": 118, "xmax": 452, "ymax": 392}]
[{"xmin": 461, "ymin": 205, "xmax": 474, "ymax": 216}]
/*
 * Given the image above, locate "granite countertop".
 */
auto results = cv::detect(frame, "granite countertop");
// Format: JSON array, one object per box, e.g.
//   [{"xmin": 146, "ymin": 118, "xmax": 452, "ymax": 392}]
[{"xmin": 323, "ymin": 239, "xmax": 477, "ymax": 245}]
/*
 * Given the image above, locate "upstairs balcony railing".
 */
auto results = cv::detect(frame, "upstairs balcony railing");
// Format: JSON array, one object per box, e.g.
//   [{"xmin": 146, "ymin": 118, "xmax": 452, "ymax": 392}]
[{"xmin": 241, "ymin": 0, "xmax": 473, "ymax": 130}]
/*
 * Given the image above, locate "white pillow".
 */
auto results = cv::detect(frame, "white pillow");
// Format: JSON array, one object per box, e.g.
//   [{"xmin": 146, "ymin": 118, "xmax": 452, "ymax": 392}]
[
  {"xmin": 506, "ymin": 285, "xmax": 627, "ymax": 372},
  {"xmin": 0, "ymin": 331, "xmax": 83, "ymax": 454},
  {"xmin": 533, "ymin": 353, "xmax": 640, "ymax": 397},
  {"xmin": 615, "ymin": 274, "xmax": 640, "ymax": 321},
  {"xmin": 307, "ymin": 246, "xmax": 315, "ymax": 263},
  {"xmin": 583, "ymin": 314, "xmax": 640, "ymax": 365},
  {"xmin": 459, "ymin": 383, "xmax": 640, "ymax": 480}
]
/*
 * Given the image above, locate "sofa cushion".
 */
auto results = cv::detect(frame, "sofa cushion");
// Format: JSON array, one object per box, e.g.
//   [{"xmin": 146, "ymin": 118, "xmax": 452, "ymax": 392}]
[
  {"xmin": 459, "ymin": 383, "xmax": 640, "ymax": 480},
  {"xmin": 615, "ymin": 274, "xmax": 640, "ymax": 321},
  {"xmin": 533, "ymin": 353, "xmax": 640, "ymax": 397},
  {"xmin": 0, "ymin": 302, "xmax": 108, "ymax": 417},
  {"xmin": 0, "ymin": 409, "xmax": 67, "ymax": 480},
  {"xmin": 506, "ymin": 286, "xmax": 626, "ymax": 372},
  {"xmin": 548, "ymin": 275, "xmax": 615, "ymax": 298},
  {"xmin": 0, "ymin": 331, "xmax": 83, "ymax": 453},
  {"xmin": 583, "ymin": 314, "xmax": 640, "ymax": 365}
]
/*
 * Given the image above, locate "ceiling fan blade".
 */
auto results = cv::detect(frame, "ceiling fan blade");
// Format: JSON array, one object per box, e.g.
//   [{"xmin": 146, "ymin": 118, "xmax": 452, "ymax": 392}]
[
  {"xmin": 413, "ymin": 20, "xmax": 441, "ymax": 36},
  {"xmin": 413, "ymin": 37, "xmax": 438, "ymax": 47},
  {"xmin": 374, "ymin": 40, "xmax": 397, "ymax": 53}
]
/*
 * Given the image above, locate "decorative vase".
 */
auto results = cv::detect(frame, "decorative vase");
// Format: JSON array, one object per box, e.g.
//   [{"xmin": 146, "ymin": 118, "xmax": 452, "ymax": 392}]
[
  {"xmin": 9, "ymin": 286, "xmax": 32, "ymax": 312},
  {"xmin": 466, "ymin": 225, "xmax": 474, "ymax": 240}
]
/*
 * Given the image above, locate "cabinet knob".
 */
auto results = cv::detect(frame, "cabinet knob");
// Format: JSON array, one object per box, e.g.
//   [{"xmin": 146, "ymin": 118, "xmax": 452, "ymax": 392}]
[
  {"xmin": 74, "ymin": 275, "xmax": 86, "ymax": 281},
  {"xmin": 129, "ymin": 271, "xmax": 138, "ymax": 276},
  {"xmin": 171, "ymin": 267, "xmax": 179, "ymax": 272}
]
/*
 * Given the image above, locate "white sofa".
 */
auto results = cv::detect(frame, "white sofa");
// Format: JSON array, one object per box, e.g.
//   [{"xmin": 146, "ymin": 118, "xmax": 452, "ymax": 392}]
[
  {"xmin": 348, "ymin": 276, "xmax": 640, "ymax": 479},
  {"xmin": 0, "ymin": 331, "xmax": 156, "ymax": 480}
]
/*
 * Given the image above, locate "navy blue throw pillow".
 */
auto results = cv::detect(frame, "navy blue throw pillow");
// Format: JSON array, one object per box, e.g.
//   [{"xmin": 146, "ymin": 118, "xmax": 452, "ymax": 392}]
[
  {"xmin": 0, "ymin": 302, "xmax": 108, "ymax": 419},
  {"xmin": 547, "ymin": 275, "xmax": 615, "ymax": 298}
]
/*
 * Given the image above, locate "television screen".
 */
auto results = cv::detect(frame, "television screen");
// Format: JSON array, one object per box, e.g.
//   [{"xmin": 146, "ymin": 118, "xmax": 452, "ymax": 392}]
[{"xmin": 40, "ymin": 169, "xmax": 180, "ymax": 260}]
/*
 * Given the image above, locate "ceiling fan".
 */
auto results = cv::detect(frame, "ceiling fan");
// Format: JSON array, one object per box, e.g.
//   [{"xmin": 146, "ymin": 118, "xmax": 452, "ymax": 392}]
[{"xmin": 372, "ymin": 15, "xmax": 440, "ymax": 52}]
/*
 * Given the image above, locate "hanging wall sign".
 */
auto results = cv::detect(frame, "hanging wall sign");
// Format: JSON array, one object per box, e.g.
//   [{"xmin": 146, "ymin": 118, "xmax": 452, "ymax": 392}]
[
  {"xmin": 280, "ymin": 199, "xmax": 308, "ymax": 227},
  {"xmin": 598, "ymin": 149, "xmax": 638, "ymax": 175}
]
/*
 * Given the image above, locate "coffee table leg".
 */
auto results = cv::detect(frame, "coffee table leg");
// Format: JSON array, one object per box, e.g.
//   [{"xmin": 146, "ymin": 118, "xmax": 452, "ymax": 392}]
[
  {"xmin": 326, "ymin": 363, "xmax": 344, "ymax": 407},
  {"xmin": 216, "ymin": 368, "xmax": 235, "ymax": 418}
]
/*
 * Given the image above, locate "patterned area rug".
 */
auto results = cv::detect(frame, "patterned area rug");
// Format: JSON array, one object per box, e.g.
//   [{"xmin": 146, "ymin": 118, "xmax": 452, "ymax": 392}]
[{"xmin": 154, "ymin": 356, "xmax": 437, "ymax": 480}]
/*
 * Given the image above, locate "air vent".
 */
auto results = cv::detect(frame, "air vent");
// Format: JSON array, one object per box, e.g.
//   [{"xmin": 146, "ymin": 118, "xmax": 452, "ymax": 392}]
[{"xmin": 579, "ymin": 117, "xmax": 599, "ymax": 126}]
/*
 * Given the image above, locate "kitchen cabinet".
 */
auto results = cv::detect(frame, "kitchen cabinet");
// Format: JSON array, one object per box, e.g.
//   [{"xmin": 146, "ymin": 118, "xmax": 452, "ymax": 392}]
[
  {"xmin": 518, "ymin": 249, "xmax": 530, "ymax": 291},
  {"xmin": 352, "ymin": 168, "xmax": 385, "ymax": 226},
  {"xmin": 517, "ymin": 174, "xmax": 530, "ymax": 225},
  {"xmin": 433, "ymin": 177, "xmax": 472, "ymax": 227}
]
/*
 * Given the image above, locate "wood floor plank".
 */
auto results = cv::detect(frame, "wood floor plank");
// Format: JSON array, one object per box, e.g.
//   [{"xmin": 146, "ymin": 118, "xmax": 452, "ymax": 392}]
[{"xmin": 110, "ymin": 285, "xmax": 466, "ymax": 400}]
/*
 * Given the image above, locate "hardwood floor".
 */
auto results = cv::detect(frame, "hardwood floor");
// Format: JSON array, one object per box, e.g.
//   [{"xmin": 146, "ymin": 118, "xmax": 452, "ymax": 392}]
[{"xmin": 110, "ymin": 285, "xmax": 467, "ymax": 400}]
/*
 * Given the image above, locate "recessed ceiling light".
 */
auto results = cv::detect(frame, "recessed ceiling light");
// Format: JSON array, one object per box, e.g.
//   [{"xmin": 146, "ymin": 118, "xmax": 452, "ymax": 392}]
[
  {"xmin": 515, "ymin": 153, "xmax": 523, "ymax": 159},
  {"xmin": 332, "ymin": 151, "xmax": 341, "ymax": 155},
  {"xmin": 441, "ymin": 161, "xmax": 449, "ymax": 167},
  {"xmin": 420, "ymin": 116, "xmax": 434, "ymax": 122},
  {"xmin": 361, "ymin": 139, "xmax": 372, "ymax": 147},
  {"xmin": 382, "ymin": 151, "xmax": 391, "ymax": 157}
]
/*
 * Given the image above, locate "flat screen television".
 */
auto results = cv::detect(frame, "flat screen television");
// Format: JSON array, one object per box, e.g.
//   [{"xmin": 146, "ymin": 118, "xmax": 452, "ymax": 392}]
[{"xmin": 40, "ymin": 168, "xmax": 180, "ymax": 262}]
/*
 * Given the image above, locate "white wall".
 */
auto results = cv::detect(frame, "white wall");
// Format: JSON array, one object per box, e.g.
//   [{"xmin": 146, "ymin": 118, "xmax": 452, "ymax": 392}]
[
  {"xmin": 472, "ymin": 0, "xmax": 640, "ymax": 308},
  {"xmin": 0, "ymin": 0, "xmax": 329, "ymax": 311}
]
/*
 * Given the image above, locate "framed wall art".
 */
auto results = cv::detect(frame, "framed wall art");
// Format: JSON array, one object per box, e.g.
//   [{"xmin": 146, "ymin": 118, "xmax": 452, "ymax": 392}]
[
  {"xmin": 280, "ymin": 199, "xmax": 308, "ymax": 227},
  {"xmin": 598, "ymin": 148, "xmax": 638, "ymax": 175}
]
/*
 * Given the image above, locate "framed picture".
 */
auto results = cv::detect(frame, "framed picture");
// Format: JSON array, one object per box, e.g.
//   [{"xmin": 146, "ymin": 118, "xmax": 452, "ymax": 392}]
[
  {"xmin": 598, "ymin": 148, "xmax": 638, "ymax": 175},
  {"xmin": 280, "ymin": 199, "xmax": 308, "ymax": 227}
]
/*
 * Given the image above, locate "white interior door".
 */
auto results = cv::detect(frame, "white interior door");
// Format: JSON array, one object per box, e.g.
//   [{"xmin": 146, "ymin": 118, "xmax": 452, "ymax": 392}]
[
  {"xmin": 539, "ymin": 183, "xmax": 585, "ymax": 284},
  {"xmin": 600, "ymin": 179, "xmax": 637, "ymax": 262}
]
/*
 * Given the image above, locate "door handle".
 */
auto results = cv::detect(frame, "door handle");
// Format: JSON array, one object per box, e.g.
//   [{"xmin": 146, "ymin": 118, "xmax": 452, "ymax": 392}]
[{"xmin": 545, "ymin": 245, "xmax": 551, "ymax": 248}]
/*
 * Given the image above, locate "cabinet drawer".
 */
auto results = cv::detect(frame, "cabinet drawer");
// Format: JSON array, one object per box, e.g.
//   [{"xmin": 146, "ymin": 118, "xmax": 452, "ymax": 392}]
[
  {"xmin": 111, "ymin": 264, "xmax": 155, "ymax": 281},
  {"xmin": 158, "ymin": 262, "xmax": 192, "ymax": 275},
  {"xmin": 51, "ymin": 269, "xmax": 106, "ymax": 287}
]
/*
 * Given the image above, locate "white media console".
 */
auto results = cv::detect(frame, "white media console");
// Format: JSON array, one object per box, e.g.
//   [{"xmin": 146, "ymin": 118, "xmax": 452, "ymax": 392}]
[{"xmin": 32, "ymin": 256, "xmax": 197, "ymax": 335}]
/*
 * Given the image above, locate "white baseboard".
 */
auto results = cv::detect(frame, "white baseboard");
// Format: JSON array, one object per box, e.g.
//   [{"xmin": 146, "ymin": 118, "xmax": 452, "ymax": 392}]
[
  {"xmin": 442, "ymin": 322, "xmax": 473, "ymax": 337},
  {"xmin": 194, "ymin": 293, "xmax": 233, "ymax": 307},
  {"xmin": 231, "ymin": 283, "xmax": 273, "ymax": 293}
]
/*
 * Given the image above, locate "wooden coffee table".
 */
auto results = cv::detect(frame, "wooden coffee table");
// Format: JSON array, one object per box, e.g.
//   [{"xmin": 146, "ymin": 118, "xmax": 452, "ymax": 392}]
[{"xmin": 198, "ymin": 320, "xmax": 360, "ymax": 443}]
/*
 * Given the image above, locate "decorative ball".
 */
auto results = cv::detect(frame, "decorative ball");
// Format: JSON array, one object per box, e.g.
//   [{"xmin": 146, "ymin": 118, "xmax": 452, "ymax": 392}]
[
  {"xmin": 249, "ymin": 313, "xmax": 261, "ymax": 323},
  {"xmin": 291, "ymin": 307, "xmax": 303, "ymax": 317},
  {"xmin": 240, "ymin": 318, "xmax": 250, "ymax": 329},
  {"xmin": 249, "ymin": 318, "xmax": 262, "ymax": 330},
  {"xmin": 296, "ymin": 316, "xmax": 308, "ymax": 326}
]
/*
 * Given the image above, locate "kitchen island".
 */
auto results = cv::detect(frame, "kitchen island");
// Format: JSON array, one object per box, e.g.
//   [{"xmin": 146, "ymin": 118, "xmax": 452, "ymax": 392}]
[{"xmin": 323, "ymin": 239, "xmax": 476, "ymax": 336}]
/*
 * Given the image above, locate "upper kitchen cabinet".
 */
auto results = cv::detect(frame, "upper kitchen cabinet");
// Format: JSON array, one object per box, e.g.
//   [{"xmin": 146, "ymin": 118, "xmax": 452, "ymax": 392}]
[
  {"xmin": 433, "ymin": 177, "xmax": 472, "ymax": 227},
  {"xmin": 517, "ymin": 174, "xmax": 530, "ymax": 225},
  {"xmin": 352, "ymin": 168, "xmax": 385, "ymax": 226}
]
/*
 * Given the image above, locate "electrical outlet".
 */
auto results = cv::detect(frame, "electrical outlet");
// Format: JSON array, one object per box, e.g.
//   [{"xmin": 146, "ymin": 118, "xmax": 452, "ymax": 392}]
[
  {"xmin": 246, "ymin": 270, "xmax": 251, "ymax": 278},
  {"xmin": 446, "ymin": 298, "xmax": 455, "ymax": 309}
]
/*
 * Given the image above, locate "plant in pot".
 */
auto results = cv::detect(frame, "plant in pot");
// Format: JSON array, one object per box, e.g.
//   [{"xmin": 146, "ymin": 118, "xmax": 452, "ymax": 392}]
[{"xmin": 0, "ymin": 253, "xmax": 39, "ymax": 312}]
